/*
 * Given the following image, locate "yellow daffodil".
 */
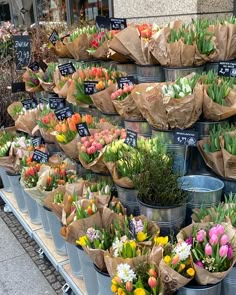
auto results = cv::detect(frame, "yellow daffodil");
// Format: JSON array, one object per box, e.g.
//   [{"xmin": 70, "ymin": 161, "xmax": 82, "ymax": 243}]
[
  {"xmin": 178, "ymin": 263, "xmax": 186, "ymax": 272},
  {"xmin": 76, "ymin": 236, "xmax": 88, "ymax": 247},
  {"xmin": 137, "ymin": 231, "xmax": 148, "ymax": 242},
  {"xmin": 186, "ymin": 268, "xmax": 195, "ymax": 277},
  {"xmin": 164, "ymin": 255, "xmax": 171, "ymax": 265},
  {"xmin": 129, "ymin": 240, "xmax": 137, "ymax": 249},
  {"xmin": 154, "ymin": 236, "xmax": 168, "ymax": 246},
  {"xmin": 111, "ymin": 284, "xmax": 117, "ymax": 293},
  {"xmin": 134, "ymin": 288, "xmax": 146, "ymax": 295}
]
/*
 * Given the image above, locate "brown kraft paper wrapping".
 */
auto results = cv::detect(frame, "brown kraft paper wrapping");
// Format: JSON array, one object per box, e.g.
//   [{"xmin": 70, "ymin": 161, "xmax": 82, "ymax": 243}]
[
  {"xmin": 213, "ymin": 23, "xmax": 228, "ymax": 61},
  {"xmin": 44, "ymin": 186, "xmax": 66, "ymax": 219},
  {"xmin": 112, "ymin": 93, "xmax": 143, "ymax": 120},
  {"xmin": 203, "ymin": 88, "xmax": 236, "ymax": 121},
  {"xmin": 63, "ymin": 34, "xmax": 91, "ymax": 61},
  {"xmin": 7, "ymin": 101, "xmax": 23, "ymax": 121},
  {"xmin": 38, "ymin": 78, "xmax": 55, "ymax": 92},
  {"xmin": 0, "ymin": 156, "xmax": 16, "ymax": 173},
  {"xmin": 91, "ymin": 40, "xmax": 109, "ymax": 60},
  {"xmin": 197, "ymin": 138, "xmax": 225, "ymax": 177},
  {"xmin": 90, "ymin": 84, "xmax": 118, "ymax": 114},
  {"xmin": 159, "ymin": 259, "xmax": 192, "ymax": 292},
  {"xmin": 220, "ymin": 131, "xmax": 236, "ymax": 180},
  {"xmin": 53, "ymin": 40, "xmax": 73, "ymax": 58},
  {"xmin": 177, "ymin": 223, "xmax": 236, "ymax": 285},
  {"xmin": 39, "ymin": 127, "xmax": 56, "ymax": 143},
  {"xmin": 83, "ymin": 247, "xmax": 107, "ymax": 271},
  {"xmin": 105, "ymin": 162, "xmax": 134, "ymax": 188},
  {"xmin": 15, "ymin": 109, "xmax": 40, "ymax": 136},
  {"xmin": 58, "ymin": 134, "xmax": 80, "ymax": 160},
  {"xmin": 57, "ymin": 79, "xmax": 72, "ymax": 98},
  {"xmin": 194, "ymin": 37, "xmax": 219, "ymax": 66},
  {"xmin": 226, "ymin": 23, "xmax": 236, "ymax": 60}
]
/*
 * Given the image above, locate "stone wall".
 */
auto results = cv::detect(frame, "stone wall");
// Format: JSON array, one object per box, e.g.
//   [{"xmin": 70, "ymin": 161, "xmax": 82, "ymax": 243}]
[{"xmin": 113, "ymin": 0, "xmax": 234, "ymax": 24}]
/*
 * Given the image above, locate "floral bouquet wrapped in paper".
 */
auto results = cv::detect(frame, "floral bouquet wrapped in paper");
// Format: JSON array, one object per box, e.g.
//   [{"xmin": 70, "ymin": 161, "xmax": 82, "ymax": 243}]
[
  {"xmin": 23, "ymin": 68, "xmax": 43, "ymax": 92},
  {"xmin": 38, "ymin": 62, "xmax": 57, "ymax": 92},
  {"xmin": 177, "ymin": 223, "xmax": 236, "ymax": 285},
  {"xmin": 49, "ymin": 31, "xmax": 73, "ymax": 58},
  {"xmin": 7, "ymin": 101, "xmax": 23, "ymax": 121},
  {"xmin": 0, "ymin": 128, "xmax": 17, "ymax": 172}
]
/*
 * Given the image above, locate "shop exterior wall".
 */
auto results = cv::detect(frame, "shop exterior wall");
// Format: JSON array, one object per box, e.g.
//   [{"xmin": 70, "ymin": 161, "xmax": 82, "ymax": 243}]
[{"xmin": 113, "ymin": 0, "xmax": 234, "ymax": 24}]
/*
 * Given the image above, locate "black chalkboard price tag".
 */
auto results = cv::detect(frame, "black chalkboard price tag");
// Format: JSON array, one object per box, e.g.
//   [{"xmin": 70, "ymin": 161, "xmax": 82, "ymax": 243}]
[
  {"xmin": 218, "ymin": 62, "xmax": 236, "ymax": 77},
  {"xmin": 54, "ymin": 106, "xmax": 74, "ymax": 121},
  {"xmin": 174, "ymin": 130, "xmax": 198, "ymax": 146},
  {"xmin": 31, "ymin": 137, "xmax": 44, "ymax": 147},
  {"xmin": 124, "ymin": 129, "xmax": 137, "ymax": 148},
  {"xmin": 13, "ymin": 35, "xmax": 31, "ymax": 71},
  {"xmin": 38, "ymin": 60, "xmax": 48, "ymax": 72},
  {"xmin": 32, "ymin": 150, "xmax": 49, "ymax": 163},
  {"xmin": 22, "ymin": 98, "xmax": 37, "ymax": 110},
  {"xmin": 11, "ymin": 82, "xmax": 26, "ymax": 93},
  {"xmin": 49, "ymin": 30, "xmax": 59, "ymax": 46},
  {"xmin": 117, "ymin": 76, "xmax": 135, "ymax": 89},
  {"xmin": 49, "ymin": 97, "xmax": 66, "ymax": 110},
  {"xmin": 58, "ymin": 62, "xmax": 76, "ymax": 76},
  {"xmin": 96, "ymin": 16, "xmax": 111, "ymax": 30},
  {"xmin": 76, "ymin": 122, "xmax": 91, "ymax": 137},
  {"xmin": 28, "ymin": 61, "xmax": 40, "ymax": 72},
  {"xmin": 110, "ymin": 18, "xmax": 127, "ymax": 30},
  {"xmin": 84, "ymin": 81, "xmax": 98, "ymax": 95}
]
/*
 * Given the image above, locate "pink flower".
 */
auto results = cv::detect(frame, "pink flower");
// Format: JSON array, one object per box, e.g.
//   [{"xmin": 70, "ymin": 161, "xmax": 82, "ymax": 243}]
[
  {"xmin": 110, "ymin": 93, "xmax": 117, "ymax": 100},
  {"xmin": 227, "ymin": 245, "xmax": 234, "ymax": 259},
  {"xmin": 220, "ymin": 234, "xmax": 229, "ymax": 246},
  {"xmin": 196, "ymin": 229, "xmax": 206, "ymax": 242},
  {"xmin": 215, "ymin": 224, "xmax": 225, "ymax": 236},
  {"xmin": 196, "ymin": 261, "xmax": 204, "ymax": 268},
  {"xmin": 186, "ymin": 236, "xmax": 193, "ymax": 245},
  {"xmin": 210, "ymin": 234, "xmax": 218, "ymax": 246},
  {"xmin": 205, "ymin": 243, "xmax": 212, "ymax": 256},
  {"xmin": 219, "ymin": 245, "xmax": 229, "ymax": 257},
  {"xmin": 209, "ymin": 226, "xmax": 218, "ymax": 238},
  {"xmin": 148, "ymin": 277, "xmax": 158, "ymax": 288}
]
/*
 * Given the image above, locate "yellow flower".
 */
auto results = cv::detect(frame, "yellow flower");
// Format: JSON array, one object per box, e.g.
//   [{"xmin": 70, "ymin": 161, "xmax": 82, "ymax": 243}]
[
  {"xmin": 55, "ymin": 134, "xmax": 66, "ymax": 143},
  {"xmin": 154, "ymin": 236, "xmax": 168, "ymax": 246},
  {"xmin": 76, "ymin": 236, "xmax": 88, "ymax": 247},
  {"xmin": 186, "ymin": 268, "xmax": 195, "ymax": 277},
  {"xmin": 134, "ymin": 288, "xmax": 146, "ymax": 295},
  {"xmin": 129, "ymin": 240, "xmax": 137, "ymax": 249},
  {"xmin": 111, "ymin": 284, "xmax": 117, "ymax": 293},
  {"xmin": 117, "ymin": 288, "xmax": 126, "ymax": 295},
  {"xmin": 178, "ymin": 263, "xmax": 186, "ymax": 273},
  {"xmin": 164, "ymin": 255, "xmax": 171, "ymax": 265},
  {"xmin": 137, "ymin": 231, "xmax": 148, "ymax": 242}
]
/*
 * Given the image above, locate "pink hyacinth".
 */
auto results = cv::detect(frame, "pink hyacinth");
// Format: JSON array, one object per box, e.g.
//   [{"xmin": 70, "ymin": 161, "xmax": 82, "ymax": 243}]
[
  {"xmin": 205, "ymin": 243, "xmax": 212, "ymax": 256},
  {"xmin": 219, "ymin": 245, "xmax": 229, "ymax": 257},
  {"xmin": 196, "ymin": 229, "xmax": 206, "ymax": 242},
  {"xmin": 220, "ymin": 234, "xmax": 229, "ymax": 246},
  {"xmin": 210, "ymin": 234, "xmax": 218, "ymax": 246}
]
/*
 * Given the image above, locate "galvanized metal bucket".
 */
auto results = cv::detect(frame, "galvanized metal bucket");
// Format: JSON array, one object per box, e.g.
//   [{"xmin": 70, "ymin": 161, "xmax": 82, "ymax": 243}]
[
  {"xmin": 189, "ymin": 147, "xmax": 216, "ymax": 176},
  {"xmin": 23, "ymin": 190, "xmax": 41, "ymax": 225},
  {"xmin": 116, "ymin": 185, "xmax": 140, "ymax": 216},
  {"xmin": 7, "ymin": 173, "xmax": 27, "ymax": 213},
  {"xmin": 220, "ymin": 177, "xmax": 236, "ymax": 196},
  {"xmin": 124, "ymin": 119, "xmax": 151, "ymax": 137},
  {"xmin": 100, "ymin": 112, "xmax": 124, "ymax": 127},
  {"xmin": 136, "ymin": 64, "xmax": 165, "ymax": 83},
  {"xmin": 44, "ymin": 207, "xmax": 67, "ymax": 256},
  {"xmin": 137, "ymin": 198, "xmax": 186, "ymax": 236},
  {"xmin": 177, "ymin": 282, "xmax": 221, "ymax": 295},
  {"xmin": 66, "ymin": 242, "xmax": 82, "ymax": 278},
  {"xmin": 221, "ymin": 266, "xmax": 236, "ymax": 295},
  {"xmin": 166, "ymin": 144, "xmax": 190, "ymax": 176},
  {"xmin": 74, "ymin": 105, "xmax": 101, "ymax": 118},
  {"xmin": 116, "ymin": 63, "xmax": 137, "ymax": 81},
  {"xmin": 94, "ymin": 264, "xmax": 113, "ymax": 295},
  {"xmin": 205, "ymin": 62, "xmax": 219, "ymax": 73},
  {"xmin": 37, "ymin": 203, "xmax": 52, "ymax": 238},
  {"xmin": 180, "ymin": 175, "xmax": 224, "ymax": 225},
  {"xmin": 164, "ymin": 66, "xmax": 205, "ymax": 82},
  {"xmin": 76, "ymin": 246, "xmax": 99, "ymax": 295},
  {"xmin": 0, "ymin": 167, "xmax": 12, "ymax": 192},
  {"xmin": 151, "ymin": 128, "xmax": 175, "ymax": 144},
  {"xmin": 45, "ymin": 143, "xmax": 62, "ymax": 156},
  {"xmin": 100, "ymin": 60, "xmax": 117, "ymax": 69},
  {"xmin": 194, "ymin": 120, "xmax": 228, "ymax": 140}
]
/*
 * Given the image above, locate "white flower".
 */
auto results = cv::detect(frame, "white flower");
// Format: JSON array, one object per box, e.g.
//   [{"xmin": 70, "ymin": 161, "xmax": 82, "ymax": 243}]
[
  {"xmin": 174, "ymin": 241, "xmax": 191, "ymax": 261},
  {"xmin": 112, "ymin": 237, "xmax": 124, "ymax": 257},
  {"xmin": 117, "ymin": 263, "xmax": 136, "ymax": 283}
]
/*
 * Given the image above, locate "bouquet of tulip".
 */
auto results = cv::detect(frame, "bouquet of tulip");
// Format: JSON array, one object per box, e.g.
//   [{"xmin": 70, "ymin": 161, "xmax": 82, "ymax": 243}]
[
  {"xmin": 78, "ymin": 128, "xmax": 126, "ymax": 173},
  {"xmin": 22, "ymin": 68, "xmax": 42, "ymax": 92},
  {"xmin": 38, "ymin": 62, "xmax": 57, "ymax": 92},
  {"xmin": 0, "ymin": 127, "xmax": 17, "ymax": 172},
  {"xmin": 177, "ymin": 223, "xmax": 236, "ymax": 284},
  {"xmin": 53, "ymin": 75, "xmax": 72, "ymax": 97},
  {"xmin": 49, "ymin": 31, "xmax": 73, "ymax": 58},
  {"xmin": 160, "ymin": 241, "xmax": 195, "ymax": 292},
  {"xmin": 63, "ymin": 25, "xmax": 96, "ymax": 60},
  {"xmin": 111, "ymin": 262, "xmax": 163, "ymax": 295},
  {"xmin": 7, "ymin": 101, "xmax": 23, "ymax": 121}
]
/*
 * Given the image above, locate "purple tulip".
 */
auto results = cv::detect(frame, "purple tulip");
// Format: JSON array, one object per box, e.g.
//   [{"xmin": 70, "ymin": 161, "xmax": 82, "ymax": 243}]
[
  {"xmin": 196, "ymin": 261, "xmax": 204, "ymax": 268},
  {"xmin": 186, "ymin": 236, "xmax": 193, "ymax": 245},
  {"xmin": 219, "ymin": 245, "xmax": 229, "ymax": 257},
  {"xmin": 227, "ymin": 245, "xmax": 234, "ymax": 260}
]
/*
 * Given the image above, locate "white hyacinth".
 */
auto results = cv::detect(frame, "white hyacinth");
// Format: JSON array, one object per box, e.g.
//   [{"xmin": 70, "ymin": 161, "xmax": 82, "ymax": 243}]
[
  {"xmin": 117, "ymin": 263, "xmax": 136, "ymax": 283},
  {"xmin": 112, "ymin": 237, "xmax": 124, "ymax": 257},
  {"xmin": 174, "ymin": 241, "xmax": 192, "ymax": 261}
]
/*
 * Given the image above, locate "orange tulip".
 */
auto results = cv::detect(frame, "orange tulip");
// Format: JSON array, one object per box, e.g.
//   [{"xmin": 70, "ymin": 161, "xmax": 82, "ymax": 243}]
[
  {"xmin": 55, "ymin": 124, "xmax": 62, "ymax": 133},
  {"xmin": 68, "ymin": 121, "xmax": 77, "ymax": 132},
  {"xmin": 83, "ymin": 114, "xmax": 93, "ymax": 125},
  {"xmin": 71, "ymin": 113, "xmax": 81, "ymax": 124},
  {"xmin": 61, "ymin": 123, "xmax": 68, "ymax": 133}
]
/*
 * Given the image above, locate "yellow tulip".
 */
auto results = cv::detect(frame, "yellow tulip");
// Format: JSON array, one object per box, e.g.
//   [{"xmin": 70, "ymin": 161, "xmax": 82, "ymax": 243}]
[
  {"xmin": 55, "ymin": 134, "xmax": 66, "ymax": 143},
  {"xmin": 164, "ymin": 255, "xmax": 171, "ymax": 265},
  {"xmin": 76, "ymin": 236, "xmax": 88, "ymax": 247},
  {"xmin": 134, "ymin": 288, "xmax": 146, "ymax": 295},
  {"xmin": 111, "ymin": 284, "xmax": 117, "ymax": 293},
  {"xmin": 186, "ymin": 268, "xmax": 195, "ymax": 277},
  {"xmin": 137, "ymin": 231, "xmax": 148, "ymax": 242},
  {"xmin": 117, "ymin": 288, "xmax": 126, "ymax": 295},
  {"xmin": 154, "ymin": 236, "xmax": 169, "ymax": 246},
  {"xmin": 178, "ymin": 263, "xmax": 186, "ymax": 273},
  {"xmin": 129, "ymin": 240, "xmax": 137, "ymax": 249}
]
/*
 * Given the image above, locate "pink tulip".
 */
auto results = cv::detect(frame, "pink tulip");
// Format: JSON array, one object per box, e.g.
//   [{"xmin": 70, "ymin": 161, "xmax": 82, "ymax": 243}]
[
  {"xmin": 205, "ymin": 243, "xmax": 212, "ymax": 256},
  {"xmin": 89, "ymin": 146, "xmax": 96, "ymax": 154},
  {"xmin": 220, "ymin": 234, "xmax": 229, "ymax": 246},
  {"xmin": 95, "ymin": 143, "xmax": 103, "ymax": 150},
  {"xmin": 148, "ymin": 277, "xmax": 158, "ymax": 288},
  {"xmin": 215, "ymin": 224, "xmax": 225, "ymax": 236},
  {"xmin": 117, "ymin": 89, "xmax": 123, "ymax": 96},
  {"xmin": 196, "ymin": 229, "xmax": 206, "ymax": 242},
  {"xmin": 125, "ymin": 281, "xmax": 133, "ymax": 292},
  {"xmin": 209, "ymin": 227, "xmax": 218, "ymax": 238},
  {"xmin": 219, "ymin": 245, "xmax": 229, "ymax": 257},
  {"xmin": 227, "ymin": 245, "xmax": 234, "ymax": 259},
  {"xmin": 210, "ymin": 234, "xmax": 218, "ymax": 246}
]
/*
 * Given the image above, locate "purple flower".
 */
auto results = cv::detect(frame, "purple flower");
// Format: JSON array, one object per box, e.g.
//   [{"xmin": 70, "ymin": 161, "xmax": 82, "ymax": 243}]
[
  {"xmin": 186, "ymin": 236, "xmax": 193, "ymax": 245},
  {"xmin": 86, "ymin": 227, "xmax": 100, "ymax": 242},
  {"xmin": 196, "ymin": 261, "xmax": 204, "ymax": 268},
  {"xmin": 227, "ymin": 245, "xmax": 234, "ymax": 260}
]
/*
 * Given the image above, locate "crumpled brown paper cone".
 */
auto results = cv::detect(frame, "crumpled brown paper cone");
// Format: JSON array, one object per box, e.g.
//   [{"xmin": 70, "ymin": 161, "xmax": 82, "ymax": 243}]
[
  {"xmin": 63, "ymin": 34, "xmax": 92, "ymax": 61},
  {"xmin": 105, "ymin": 162, "xmax": 134, "ymax": 188},
  {"xmin": 58, "ymin": 134, "xmax": 80, "ymax": 160},
  {"xmin": 38, "ymin": 78, "xmax": 55, "ymax": 92},
  {"xmin": 7, "ymin": 101, "xmax": 23, "ymax": 121},
  {"xmin": 53, "ymin": 40, "xmax": 73, "ymax": 58},
  {"xmin": 15, "ymin": 109, "xmax": 40, "ymax": 136}
]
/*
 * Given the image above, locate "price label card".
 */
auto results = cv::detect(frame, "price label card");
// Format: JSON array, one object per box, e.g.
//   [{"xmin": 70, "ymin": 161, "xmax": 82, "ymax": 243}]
[
  {"xmin": 32, "ymin": 150, "xmax": 49, "ymax": 163},
  {"xmin": 13, "ymin": 35, "xmax": 31, "ymax": 71},
  {"xmin": 110, "ymin": 18, "xmax": 127, "ymax": 30},
  {"xmin": 49, "ymin": 97, "xmax": 66, "ymax": 110},
  {"xmin": 218, "ymin": 62, "xmax": 236, "ymax": 77},
  {"xmin": 174, "ymin": 130, "xmax": 198, "ymax": 146},
  {"xmin": 60, "ymin": 33, "xmax": 70, "ymax": 41},
  {"xmin": 76, "ymin": 122, "xmax": 91, "ymax": 137},
  {"xmin": 58, "ymin": 62, "xmax": 76, "ymax": 76},
  {"xmin": 84, "ymin": 81, "xmax": 98, "ymax": 95},
  {"xmin": 22, "ymin": 98, "xmax": 37, "ymax": 110},
  {"xmin": 11, "ymin": 82, "xmax": 25, "ymax": 93},
  {"xmin": 54, "ymin": 106, "xmax": 74, "ymax": 121},
  {"xmin": 96, "ymin": 16, "xmax": 111, "ymax": 30},
  {"xmin": 31, "ymin": 137, "xmax": 44, "ymax": 147},
  {"xmin": 49, "ymin": 30, "xmax": 59, "ymax": 45},
  {"xmin": 38, "ymin": 60, "xmax": 48, "ymax": 72},
  {"xmin": 28, "ymin": 61, "xmax": 40, "ymax": 72},
  {"xmin": 124, "ymin": 129, "xmax": 137, "ymax": 148},
  {"xmin": 117, "ymin": 76, "xmax": 135, "ymax": 88}
]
